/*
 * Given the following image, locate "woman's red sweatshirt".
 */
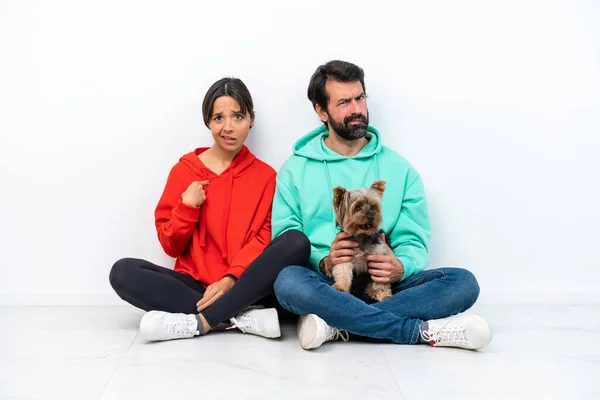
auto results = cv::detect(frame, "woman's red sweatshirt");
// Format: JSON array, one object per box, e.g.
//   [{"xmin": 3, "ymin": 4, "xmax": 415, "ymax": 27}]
[{"xmin": 154, "ymin": 146, "xmax": 276, "ymax": 285}]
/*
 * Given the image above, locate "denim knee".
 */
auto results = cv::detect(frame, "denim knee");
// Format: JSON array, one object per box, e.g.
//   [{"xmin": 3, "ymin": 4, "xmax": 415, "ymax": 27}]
[
  {"xmin": 274, "ymin": 265, "xmax": 314, "ymax": 312},
  {"xmin": 452, "ymin": 268, "xmax": 480, "ymax": 310},
  {"xmin": 274, "ymin": 265, "xmax": 303, "ymax": 301}
]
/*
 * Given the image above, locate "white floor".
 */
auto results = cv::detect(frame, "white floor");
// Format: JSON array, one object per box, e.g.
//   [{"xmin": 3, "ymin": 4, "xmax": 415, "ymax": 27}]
[{"xmin": 1, "ymin": 302, "xmax": 599, "ymax": 400}]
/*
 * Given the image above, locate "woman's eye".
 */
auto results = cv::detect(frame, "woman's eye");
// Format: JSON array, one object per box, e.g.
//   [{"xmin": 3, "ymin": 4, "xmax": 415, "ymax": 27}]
[
  {"xmin": 234, "ymin": 114, "xmax": 243, "ymax": 120},
  {"xmin": 213, "ymin": 116, "xmax": 222, "ymax": 121}
]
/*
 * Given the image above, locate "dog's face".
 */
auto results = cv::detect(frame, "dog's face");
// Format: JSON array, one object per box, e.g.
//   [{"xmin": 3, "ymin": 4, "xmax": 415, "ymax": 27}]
[{"xmin": 333, "ymin": 180, "xmax": 385, "ymax": 237}]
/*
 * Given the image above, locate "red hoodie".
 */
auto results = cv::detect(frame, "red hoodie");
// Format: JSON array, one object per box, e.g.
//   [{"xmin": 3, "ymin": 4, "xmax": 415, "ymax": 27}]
[{"xmin": 154, "ymin": 145, "xmax": 276, "ymax": 285}]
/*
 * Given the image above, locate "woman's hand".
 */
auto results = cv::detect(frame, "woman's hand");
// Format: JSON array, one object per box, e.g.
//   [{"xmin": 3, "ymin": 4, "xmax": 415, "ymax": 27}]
[
  {"xmin": 181, "ymin": 180, "xmax": 209, "ymax": 207},
  {"xmin": 196, "ymin": 275, "xmax": 236, "ymax": 312}
]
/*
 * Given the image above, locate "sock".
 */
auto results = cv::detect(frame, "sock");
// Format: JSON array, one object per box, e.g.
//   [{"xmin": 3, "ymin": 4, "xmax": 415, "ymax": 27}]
[
  {"xmin": 417, "ymin": 321, "xmax": 432, "ymax": 345},
  {"xmin": 195, "ymin": 314, "xmax": 206, "ymax": 335}
]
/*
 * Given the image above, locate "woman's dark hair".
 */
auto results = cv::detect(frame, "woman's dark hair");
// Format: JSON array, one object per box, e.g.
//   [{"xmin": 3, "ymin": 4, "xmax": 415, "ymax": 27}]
[
  {"xmin": 202, "ymin": 77, "xmax": 255, "ymax": 128},
  {"xmin": 307, "ymin": 60, "xmax": 366, "ymax": 113}
]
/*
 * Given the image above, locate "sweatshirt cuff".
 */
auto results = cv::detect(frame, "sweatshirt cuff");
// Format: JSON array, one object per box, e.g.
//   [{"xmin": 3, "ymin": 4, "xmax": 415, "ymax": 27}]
[
  {"xmin": 225, "ymin": 265, "xmax": 246, "ymax": 280},
  {"xmin": 173, "ymin": 199, "xmax": 201, "ymax": 221},
  {"xmin": 309, "ymin": 250, "xmax": 327, "ymax": 273},
  {"xmin": 396, "ymin": 253, "xmax": 415, "ymax": 281}
]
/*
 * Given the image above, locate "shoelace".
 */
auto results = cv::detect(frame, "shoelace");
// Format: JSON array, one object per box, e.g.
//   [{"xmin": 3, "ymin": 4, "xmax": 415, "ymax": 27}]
[
  {"xmin": 327, "ymin": 326, "xmax": 350, "ymax": 342},
  {"xmin": 421, "ymin": 321, "xmax": 467, "ymax": 344},
  {"xmin": 228, "ymin": 313, "xmax": 255, "ymax": 334},
  {"xmin": 167, "ymin": 317, "xmax": 197, "ymax": 335}
]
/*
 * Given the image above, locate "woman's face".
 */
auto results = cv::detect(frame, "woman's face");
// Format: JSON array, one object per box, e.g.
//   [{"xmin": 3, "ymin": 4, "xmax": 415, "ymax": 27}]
[{"xmin": 208, "ymin": 96, "xmax": 253, "ymax": 154}]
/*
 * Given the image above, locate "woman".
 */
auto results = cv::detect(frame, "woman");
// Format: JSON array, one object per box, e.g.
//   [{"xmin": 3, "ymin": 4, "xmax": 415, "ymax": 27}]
[{"xmin": 109, "ymin": 77, "xmax": 309, "ymax": 341}]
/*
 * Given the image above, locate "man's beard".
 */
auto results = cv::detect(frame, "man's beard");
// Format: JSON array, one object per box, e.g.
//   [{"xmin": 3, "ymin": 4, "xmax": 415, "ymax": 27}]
[{"xmin": 328, "ymin": 111, "xmax": 369, "ymax": 140}]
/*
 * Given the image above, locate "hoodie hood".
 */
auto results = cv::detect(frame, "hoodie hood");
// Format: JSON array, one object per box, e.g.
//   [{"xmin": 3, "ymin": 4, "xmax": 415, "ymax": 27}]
[
  {"xmin": 292, "ymin": 125, "xmax": 383, "ymax": 161},
  {"xmin": 179, "ymin": 145, "xmax": 256, "ymax": 259},
  {"xmin": 292, "ymin": 125, "xmax": 383, "ymax": 196},
  {"xmin": 179, "ymin": 145, "xmax": 256, "ymax": 178}
]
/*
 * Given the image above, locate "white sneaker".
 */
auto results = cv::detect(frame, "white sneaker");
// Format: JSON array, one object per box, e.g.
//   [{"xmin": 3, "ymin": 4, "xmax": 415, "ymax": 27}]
[
  {"xmin": 139, "ymin": 311, "xmax": 199, "ymax": 342},
  {"xmin": 229, "ymin": 308, "xmax": 281, "ymax": 339},
  {"xmin": 297, "ymin": 313, "xmax": 349, "ymax": 350},
  {"xmin": 421, "ymin": 313, "xmax": 492, "ymax": 350}
]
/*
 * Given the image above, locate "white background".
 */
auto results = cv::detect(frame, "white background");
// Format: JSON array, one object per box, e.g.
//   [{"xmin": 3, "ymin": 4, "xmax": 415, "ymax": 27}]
[{"xmin": 1, "ymin": 0, "xmax": 599, "ymax": 305}]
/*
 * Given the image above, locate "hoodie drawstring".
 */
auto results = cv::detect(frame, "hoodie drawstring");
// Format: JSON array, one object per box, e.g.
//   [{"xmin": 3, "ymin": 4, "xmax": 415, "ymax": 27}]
[
  {"xmin": 197, "ymin": 168, "xmax": 232, "ymax": 260},
  {"xmin": 324, "ymin": 155, "xmax": 380, "ymax": 192},
  {"xmin": 198, "ymin": 171, "xmax": 209, "ymax": 248},
  {"xmin": 323, "ymin": 160, "xmax": 333, "ymax": 195},
  {"xmin": 374, "ymin": 154, "xmax": 381, "ymax": 180},
  {"xmin": 220, "ymin": 168, "xmax": 234, "ymax": 260},
  {"xmin": 199, "ymin": 205, "xmax": 207, "ymax": 247}
]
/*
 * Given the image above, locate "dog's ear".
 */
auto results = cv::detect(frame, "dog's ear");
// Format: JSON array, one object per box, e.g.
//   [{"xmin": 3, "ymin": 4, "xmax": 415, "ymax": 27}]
[
  {"xmin": 370, "ymin": 180, "xmax": 386, "ymax": 197},
  {"xmin": 332, "ymin": 186, "xmax": 347, "ymax": 210}
]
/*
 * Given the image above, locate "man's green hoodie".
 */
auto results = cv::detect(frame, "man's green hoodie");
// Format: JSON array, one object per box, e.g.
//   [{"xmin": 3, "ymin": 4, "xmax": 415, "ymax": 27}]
[{"xmin": 272, "ymin": 125, "xmax": 431, "ymax": 280}]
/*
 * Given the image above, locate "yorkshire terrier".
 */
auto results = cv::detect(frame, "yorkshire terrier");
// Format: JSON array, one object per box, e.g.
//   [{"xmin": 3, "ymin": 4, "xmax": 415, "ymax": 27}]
[{"xmin": 320, "ymin": 180, "xmax": 392, "ymax": 302}]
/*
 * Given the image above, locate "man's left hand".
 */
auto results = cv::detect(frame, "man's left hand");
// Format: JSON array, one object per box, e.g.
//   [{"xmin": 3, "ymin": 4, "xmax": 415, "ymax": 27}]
[{"xmin": 364, "ymin": 234, "xmax": 404, "ymax": 284}]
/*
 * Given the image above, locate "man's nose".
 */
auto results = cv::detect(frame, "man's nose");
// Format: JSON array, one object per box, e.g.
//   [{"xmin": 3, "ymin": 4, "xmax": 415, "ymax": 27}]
[{"xmin": 349, "ymin": 100, "xmax": 362, "ymax": 115}]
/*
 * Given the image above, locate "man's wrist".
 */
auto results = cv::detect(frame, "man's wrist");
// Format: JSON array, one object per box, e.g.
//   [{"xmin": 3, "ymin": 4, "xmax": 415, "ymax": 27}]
[
  {"xmin": 394, "ymin": 257, "xmax": 405, "ymax": 281},
  {"xmin": 319, "ymin": 257, "xmax": 327, "ymax": 273},
  {"xmin": 320, "ymin": 256, "xmax": 334, "ymax": 275}
]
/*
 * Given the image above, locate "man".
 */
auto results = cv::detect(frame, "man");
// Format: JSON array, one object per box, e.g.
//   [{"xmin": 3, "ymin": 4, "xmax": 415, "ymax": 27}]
[{"xmin": 272, "ymin": 60, "xmax": 492, "ymax": 350}]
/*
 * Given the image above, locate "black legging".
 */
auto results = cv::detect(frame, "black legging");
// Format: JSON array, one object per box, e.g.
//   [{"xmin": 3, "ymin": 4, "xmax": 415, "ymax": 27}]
[{"xmin": 109, "ymin": 229, "xmax": 310, "ymax": 327}]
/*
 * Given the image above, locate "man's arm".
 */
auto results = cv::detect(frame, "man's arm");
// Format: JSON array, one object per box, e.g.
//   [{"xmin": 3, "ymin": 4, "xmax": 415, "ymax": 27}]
[
  {"xmin": 388, "ymin": 171, "xmax": 431, "ymax": 280},
  {"xmin": 272, "ymin": 170, "xmax": 327, "ymax": 271}
]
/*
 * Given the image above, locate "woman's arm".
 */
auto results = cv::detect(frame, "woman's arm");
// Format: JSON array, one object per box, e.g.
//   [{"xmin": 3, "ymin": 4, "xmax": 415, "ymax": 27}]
[{"xmin": 154, "ymin": 164, "xmax": 204, "ymax": 258}]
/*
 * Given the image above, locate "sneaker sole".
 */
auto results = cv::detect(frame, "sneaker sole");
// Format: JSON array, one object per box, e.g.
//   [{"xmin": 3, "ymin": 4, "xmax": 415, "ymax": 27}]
[
  {"xmin": 139, "ymin": 310, "xmax": 162, "ymax": 341},
  {"xmin": 255, "ymin": 308, "xmax": 281, "ymax": 339},
  {"xmin": 467, "ymin": 314, "xmax": 492, "ymax": 350},
  {"xmin": 297, "ymin": 314, "xmax": 324, "ymax": 350}
]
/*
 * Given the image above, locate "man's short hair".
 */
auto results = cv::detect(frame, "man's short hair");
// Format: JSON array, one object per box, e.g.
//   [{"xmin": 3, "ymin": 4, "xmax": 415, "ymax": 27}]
[{"xmin": 307, "ymin": 60, "xmax": 366, "ymax": 113}]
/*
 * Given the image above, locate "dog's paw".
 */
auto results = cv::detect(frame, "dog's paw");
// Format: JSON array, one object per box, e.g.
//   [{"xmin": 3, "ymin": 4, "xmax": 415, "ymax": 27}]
[
  {"xmin": 367, "ymin": 282, "xmax": 392, "ymax": 302},
  {"xmin": 332, "ymin": 282, "xmax": 351, "ymax": 293},
  {"xmin": 375, "ymin": 292, "xmax": 392, "ymax": 302}
]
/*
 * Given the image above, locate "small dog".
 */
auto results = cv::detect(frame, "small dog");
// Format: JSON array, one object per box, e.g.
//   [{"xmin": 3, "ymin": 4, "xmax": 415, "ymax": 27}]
[{"xmin": 320, "ymin": 180, "xmax": 392, "ymax": 302}]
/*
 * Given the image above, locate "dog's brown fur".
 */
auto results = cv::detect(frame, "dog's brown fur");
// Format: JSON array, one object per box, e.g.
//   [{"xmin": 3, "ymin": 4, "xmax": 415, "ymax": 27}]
[{"xmin": 321, "ymin": 180, "xmax": 392, "ymax": 302}]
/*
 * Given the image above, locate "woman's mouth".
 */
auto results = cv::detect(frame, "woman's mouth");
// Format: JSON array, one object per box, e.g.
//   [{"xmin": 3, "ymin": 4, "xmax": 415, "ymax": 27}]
[{"xmin": 221, "ymin": 135, "xmax": 236, "ymax": 144}]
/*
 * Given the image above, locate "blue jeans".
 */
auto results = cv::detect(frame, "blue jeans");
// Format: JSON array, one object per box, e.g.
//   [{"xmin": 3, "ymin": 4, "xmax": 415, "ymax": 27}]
[{"xmin": 274, "ymin": 266, "xmax": 480, "ymax": 344}]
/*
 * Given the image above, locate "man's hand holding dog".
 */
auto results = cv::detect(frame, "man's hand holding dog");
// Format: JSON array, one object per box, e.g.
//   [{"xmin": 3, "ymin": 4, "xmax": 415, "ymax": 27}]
[
  {"xmin": 329, "ymin": 232, "xmax": 359, "ymax": 264},
  {"xmin": 364, "ymin": 234, "xmax": 404, "ymax": 283},
  {"xmin": 320, "ymin": 232, "xmax": 360, "ymax": 275}
]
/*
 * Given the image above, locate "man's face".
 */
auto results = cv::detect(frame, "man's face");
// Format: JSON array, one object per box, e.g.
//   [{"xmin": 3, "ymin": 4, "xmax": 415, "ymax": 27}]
[{"xmin": 320, "ymin": 80, "xmax": 369, "ymax": 140}]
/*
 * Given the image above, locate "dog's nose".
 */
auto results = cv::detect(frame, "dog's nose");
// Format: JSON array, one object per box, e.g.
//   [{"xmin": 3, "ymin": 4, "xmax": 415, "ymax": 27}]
[{"xmin": 367, "ymin": 214, "xmax": 374, "ymax": 222}]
